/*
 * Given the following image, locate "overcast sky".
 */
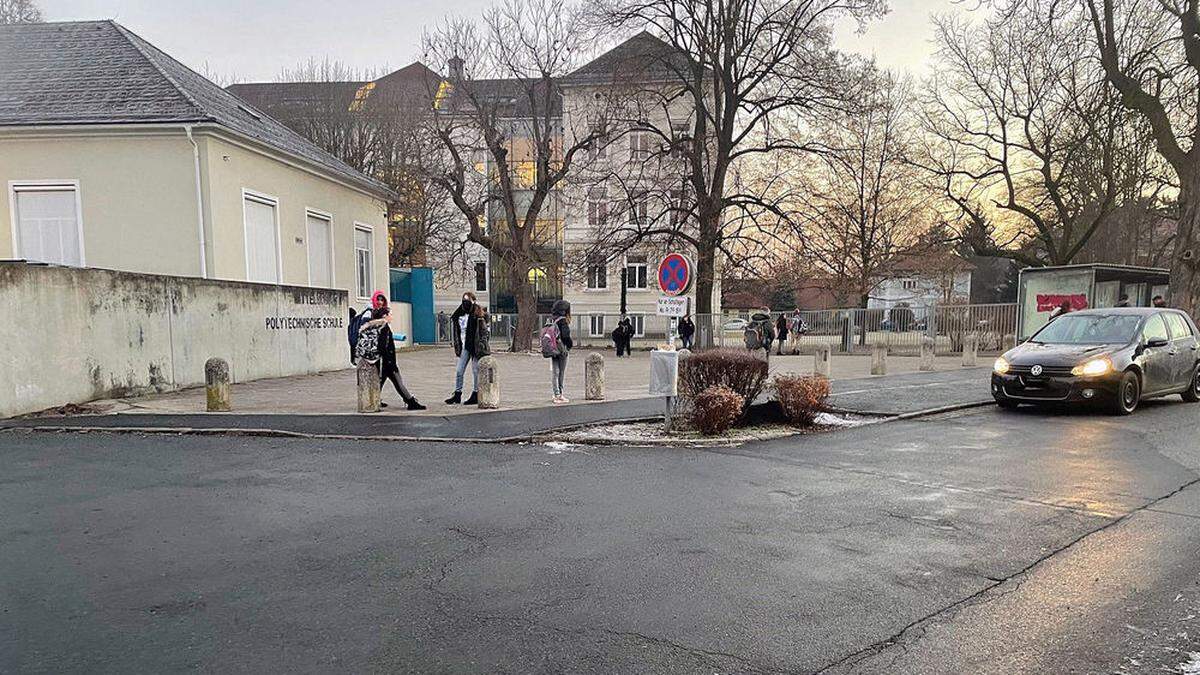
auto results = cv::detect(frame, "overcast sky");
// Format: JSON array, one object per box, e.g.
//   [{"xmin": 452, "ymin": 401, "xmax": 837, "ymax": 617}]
[{"xmin": 40, "ymin": 0, "xmax": 969, "ymax": 83}]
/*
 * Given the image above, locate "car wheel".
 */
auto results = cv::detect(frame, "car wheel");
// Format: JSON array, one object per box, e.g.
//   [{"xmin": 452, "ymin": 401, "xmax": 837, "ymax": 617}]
[
  {"xmin": 1110, "ymin": 370, "xmax": 1140, "ymax": 415},
  {"xmin": 1182, "ymin": 365, "xmax": 1200, "ymax": 403}
]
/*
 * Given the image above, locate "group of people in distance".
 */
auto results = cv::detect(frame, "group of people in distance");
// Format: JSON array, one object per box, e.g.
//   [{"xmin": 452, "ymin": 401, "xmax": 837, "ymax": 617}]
[{"xmin": 348, "ymin": 291, "xmax": 577, "ymax": 410}]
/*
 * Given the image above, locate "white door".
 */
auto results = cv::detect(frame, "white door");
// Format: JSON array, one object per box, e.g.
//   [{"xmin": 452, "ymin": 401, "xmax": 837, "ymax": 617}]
[
  {"xmin": 13, "ymin": 186, "xmax": 82, "ymax": 266},
  {"xmin": 244, "ymin": 195, "xmax": 279, "ymax": 283},
  {"xmin": 306, "ymin": 213, "xmax": 332, "ymax": 287}
]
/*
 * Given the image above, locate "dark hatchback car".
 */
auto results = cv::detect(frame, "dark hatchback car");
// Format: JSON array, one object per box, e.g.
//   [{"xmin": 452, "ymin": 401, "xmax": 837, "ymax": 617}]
[{"xmin": 992, "ymin": 308, "xmax": 1200, "ymax": 415}]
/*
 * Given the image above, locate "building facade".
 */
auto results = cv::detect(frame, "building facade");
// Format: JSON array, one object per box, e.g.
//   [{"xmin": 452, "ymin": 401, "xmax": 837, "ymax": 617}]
[{"xmin": 1, "ymin": 21, "xmax": 393, "ymax": 306}]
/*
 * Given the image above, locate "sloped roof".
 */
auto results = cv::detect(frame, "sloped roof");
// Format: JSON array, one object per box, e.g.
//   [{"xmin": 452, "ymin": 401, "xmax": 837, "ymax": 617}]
[
  {"xmin": 567, "ymin": 31, "xmax": 698, "ymax": 85},
  {"xmin": 228, "ymin": 62, "xmax": 444, "ymax": 118},
  {"xmin": 0, "ymin": 20, "xmax": 393, "ymax": 199}
]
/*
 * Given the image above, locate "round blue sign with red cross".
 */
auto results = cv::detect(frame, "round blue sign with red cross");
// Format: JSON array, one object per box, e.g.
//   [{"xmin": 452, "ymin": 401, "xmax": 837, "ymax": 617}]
[{"xmin": 657, "ymin": 253, "xmax": 693, "ymax": 296}]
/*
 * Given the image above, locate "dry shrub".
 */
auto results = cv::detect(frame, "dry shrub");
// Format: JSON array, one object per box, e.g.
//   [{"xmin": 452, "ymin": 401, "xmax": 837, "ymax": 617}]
[
  {"xmin": 774, "ymin": 374, "xmax": 831, "ymax": 426},
  {"xmin": 689, "ymin": 385, "xmax": 745, "ymax": 436},
  {"xmin": 679, "ymin": 348, "xmax": 769, "ymax": 410}
]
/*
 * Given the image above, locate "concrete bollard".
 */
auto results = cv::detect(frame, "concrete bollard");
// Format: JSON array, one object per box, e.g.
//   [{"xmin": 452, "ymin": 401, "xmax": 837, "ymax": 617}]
[
  {"xmin": 585, "ymin": 353, "xmax": 605, "ymax": 401},
  {"xmin": 477, "ymin": 356, "xmax": 500, "ymax": 409},
  {"xmin": 962, "ymin": 333, "xmax": 979, "ymax": 367},
  {"xmin": 205, "ymin": 357, "xmax": 232, "ymax": 412},
  {"xmin": 814, "ymin": 343, "xmax": 832, "ymax": 378},
  {"xmin": 871, "ymin": 344, "xmax": 888, "ymax": 376},
  {"xmin": 356, "ymin": 359, "xmax": 381, "ymax": 413},
  {"xmin": 919, "ymin": 336, "xmax": 936, "ymax": 372}
]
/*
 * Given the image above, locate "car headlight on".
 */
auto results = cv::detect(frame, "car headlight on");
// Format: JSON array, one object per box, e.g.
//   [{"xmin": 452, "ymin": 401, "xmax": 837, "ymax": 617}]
[
  {"xmin": 1072, "ymin": 357, "xmax": 1112, "ymax": 377},
  {"xmin": 993, "ymin": 357, "xmax": 1010, "ymax": 375}
]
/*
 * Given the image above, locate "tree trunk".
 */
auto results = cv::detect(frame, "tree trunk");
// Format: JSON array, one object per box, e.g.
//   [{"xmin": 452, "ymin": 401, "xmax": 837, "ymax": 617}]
[
  {"xmin": 510, "ymin": 261, "xmax": 537, "ymax": 353},
  {"xmin": 1169, "ymin": 178, "xmax": 1200, "ymax": 317}
]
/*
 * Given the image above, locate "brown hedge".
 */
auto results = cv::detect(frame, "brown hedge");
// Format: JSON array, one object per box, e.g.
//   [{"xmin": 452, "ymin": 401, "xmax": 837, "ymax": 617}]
[
  {"xmin": 774, "ymin": 374, "xmax": 831, "ymax": 426},
  {"xmin": 679, "ymin": 348, "xmax": 769, "ymax": 410},
  {"xmin": 689, "ymin": 385, "xmax": 745, "ymax": 435}
]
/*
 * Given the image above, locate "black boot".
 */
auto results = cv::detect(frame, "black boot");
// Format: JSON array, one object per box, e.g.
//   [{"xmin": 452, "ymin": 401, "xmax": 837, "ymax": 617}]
[
  {"xmin": 463, "ymin": 391, "xmax": 479, "ymax": 405},
  {"xmin": 406, "ymin": 397, "xmax": 427, "ymax": 411},
  {"xmin": 445, "ymin": 391, "xmax": 461, "ymax": 405}
]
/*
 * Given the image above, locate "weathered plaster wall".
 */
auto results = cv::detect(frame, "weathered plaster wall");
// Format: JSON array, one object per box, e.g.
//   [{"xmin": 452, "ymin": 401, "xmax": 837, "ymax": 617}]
[{"xmin": 0, "ymin": 263, "xmax": 348, "ymax": 417}]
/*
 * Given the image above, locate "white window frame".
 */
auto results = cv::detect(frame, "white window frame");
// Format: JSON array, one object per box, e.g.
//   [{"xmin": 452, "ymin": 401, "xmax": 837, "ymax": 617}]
[
  {"xmin": 625, "ymin": 254, "xmax": 649, "ymax": 291},
  {"xmin": 8, "ymin": 180, "xmax": 86, "ymax": 266},
  {"xmin": 589, "ymin": 314, "xmax": 606, "ymax": 337},
  {"xmin": 631, "ymin": 313, "xmax": 646, "ymax": 337},
  {"xmin": 474, "ymin": 260, "xmax": 489, "ymax": 293},
  {"xmin": 304, "ymin": 207, "xmax": 335, "ymax": 288},
  {"xmin": 353, "ymin": 223, "xmax": 374, "ymax": 301},
  {"xmin": 629, "ymin": 131, "xmax": 652, "ymax": 160},
  {"xmin": 241, "ymin": 188, "xmax": 283, "ymax": 284}
]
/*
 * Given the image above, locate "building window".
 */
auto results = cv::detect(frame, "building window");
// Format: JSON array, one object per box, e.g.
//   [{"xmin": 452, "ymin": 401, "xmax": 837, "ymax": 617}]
[
  {"xmin": 306, "ymin": 210, "xmax": 333, "ymax": 288},
  {"xmin": 627, "ymin": 192, "xmax": 648, "ymax": 226},
  {"xmin": 590, "ymin": 314, "xmax": 606, "ymax": 337},
  {"xmin": 354, "ymin": 225, "xmax": 374, "ymax": 299},
  {"xmin": 243, "ymin": 191, "xmax": 280, "ymax": 283},
  {"xmin": 10, "ymin": 181, "xmax": 84, "ymax": 266},
  {"xmin": 625, "ymin": 254, "xmax": 648, "ymax": 290},
  {"xmin": 670, "ymin": 123, "xmax": 690, "ymax": 158},
  {"xmin": 669, "ymin": 189, "xmax": 686, "ymax": 227},
  {"xmin": 586, "ymin": 260, "xmax": 607, "ymax": 290},
  {"xmin": 587, "ymin": 123, "xmax": 608, "ymax": 160},
  {"xmin": 630, "ymin": 314, "xmax": 645, "ymax": 337},
  {"xmin": 587, "ymin": 187, "xmax": 608, "ymax": 228},
  {"xmin": 474, "ymin": 261, "xmax": 488, "ymax": 292},
  {"xmin": 629, "ymin": 131, "xmax": 652, "ymax": 160},
  {"xmin": 901, "ymin": 279, "xmax": 918, "ymax": 291}
]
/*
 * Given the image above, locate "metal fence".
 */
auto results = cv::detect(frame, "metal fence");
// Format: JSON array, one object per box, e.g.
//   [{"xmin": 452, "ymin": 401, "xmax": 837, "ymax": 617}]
[{"xmin": 433, "ymin": 303, "xmax": 1018, "ymax": 356}]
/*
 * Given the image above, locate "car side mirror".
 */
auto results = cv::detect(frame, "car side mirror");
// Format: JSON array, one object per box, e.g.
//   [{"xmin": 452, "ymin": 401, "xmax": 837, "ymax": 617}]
[{"xmin": 1147, "ymin": 337, "xmax": 1169, "ymax": 348}]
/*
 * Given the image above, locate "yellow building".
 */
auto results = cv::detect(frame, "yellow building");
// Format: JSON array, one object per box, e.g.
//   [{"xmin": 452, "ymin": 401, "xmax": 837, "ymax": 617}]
[{"xmin": 0, "ymin": 20, "xmax": 393, "ymax": 304}]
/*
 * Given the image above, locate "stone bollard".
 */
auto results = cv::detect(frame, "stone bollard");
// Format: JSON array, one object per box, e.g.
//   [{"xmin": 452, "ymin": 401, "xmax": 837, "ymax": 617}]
[
  {"xmin": 871, "ymin": 344, "xmax": 888, "ymax": 376},
  {"xmin": 814, "ymin": 343, "xmax": 832, "ymax": 378},
  {"xmin": 961, "ymin": 333, "xmax": 979, "ymax": 367},
  {"xmin": 356, "ymin": 359, "xmax": 381, "ymax": 413},
  {"xmin": 585, "ymin": 353, "xmax": 605, "ymax": 401},
  {"xmin": 477, "ymin": 356, "xmax": 500, "ymax": 409},
  {"xmin": 919, "ymin": 336, "xmax": 936, "ymax": 372},
  {"xmin": 205, "ymin": 357, "xmax": 231, "ymax": 412}
]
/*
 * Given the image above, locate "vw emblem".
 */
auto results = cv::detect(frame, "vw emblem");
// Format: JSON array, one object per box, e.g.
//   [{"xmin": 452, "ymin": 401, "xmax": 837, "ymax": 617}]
[{"xmin": 1030, "ymin": 365, "xmax": 1043, "ymax": 376}]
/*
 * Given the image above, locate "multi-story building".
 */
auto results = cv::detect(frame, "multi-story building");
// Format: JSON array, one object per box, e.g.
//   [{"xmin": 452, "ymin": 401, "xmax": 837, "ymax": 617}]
[{"xmin": 231, "ymin": 32, "xmax": 722, "ymax": 343}]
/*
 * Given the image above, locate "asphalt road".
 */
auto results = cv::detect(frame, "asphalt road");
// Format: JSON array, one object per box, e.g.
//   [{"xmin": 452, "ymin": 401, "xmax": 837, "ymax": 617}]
[{"xmin": 3, "ymin": 399, "xmax": 1200, "ymax": 673}]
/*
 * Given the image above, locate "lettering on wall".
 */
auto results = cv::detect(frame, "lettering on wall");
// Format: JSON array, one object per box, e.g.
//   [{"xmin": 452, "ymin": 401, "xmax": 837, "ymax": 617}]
[{"xmin": 265, "ymin": 316, "xmax": 345, "ymax": 330}]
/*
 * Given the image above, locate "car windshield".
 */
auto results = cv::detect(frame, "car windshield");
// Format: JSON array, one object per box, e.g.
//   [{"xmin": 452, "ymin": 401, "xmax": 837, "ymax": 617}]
[{"xmin": 1031, "ymin": 314, "xmax": 1142, "ymax": 345}]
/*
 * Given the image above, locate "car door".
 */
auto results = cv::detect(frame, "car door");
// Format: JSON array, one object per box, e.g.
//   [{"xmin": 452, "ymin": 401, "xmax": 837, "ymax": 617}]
[
  {"xmin": 1165, "ymin": 312, "xmax": 1199, "ymax": 389},
  {"xmin": 1139, "ymin": 314, "xmax": 1173, "ymax": 394}
]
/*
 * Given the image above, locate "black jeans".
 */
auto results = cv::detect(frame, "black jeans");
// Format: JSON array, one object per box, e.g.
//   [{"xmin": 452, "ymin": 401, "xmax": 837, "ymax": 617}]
[{"xmin": 379, "ymin": 367, "xmax": 413, "ymax": 400}]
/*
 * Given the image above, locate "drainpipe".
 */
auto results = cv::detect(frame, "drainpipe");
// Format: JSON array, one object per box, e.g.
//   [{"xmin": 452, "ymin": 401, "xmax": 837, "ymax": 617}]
[{"xmin": 185, "ymin": 125, "xmax": 208, "ymax": 278}]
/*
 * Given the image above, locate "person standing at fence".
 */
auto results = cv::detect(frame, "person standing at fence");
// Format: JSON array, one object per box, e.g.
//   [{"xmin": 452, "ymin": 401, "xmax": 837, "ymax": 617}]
[
  {"xmin": 372, "ymin": 306, "xmax": 426, "ymax": 410},
  {"xmin": 678, "ymin": 314, "xmax": 695, "ymax": 350},
  {"xmin": 542, "ymin": 299, "xmax": 574, "ymax": 403},
  {"xmin": 446, "ymin": 292, "xmax": 484, "ymax": 405},
  {"xmin": 745, "ymin": 308, "xmax": 775, "ymax": 360},
  {"xmin": 613, "ymin": 315, "xmax": 632, "ymax": 357},
  {"xmin": 775, "ymin": 313, "xmax": 789, "ymax": 355},
  {"xmin": 788, "ymin": 310, "xmax": 806, "ymax": 354}
]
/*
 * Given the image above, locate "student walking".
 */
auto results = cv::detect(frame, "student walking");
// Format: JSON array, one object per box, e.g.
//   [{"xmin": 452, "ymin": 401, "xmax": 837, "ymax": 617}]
[
  {"xmin": 613, "ymin": 316, "xmax": 633, "ymax": 357},
  {"xmin": 446, "ymin": 292, "xmax": 487, "ymax": 405},
  {"xmin": 542, "ymin": 299, "xmax": 574, "ymax": 403},
  {"xmin": 372, "ymin": 306, "xmax": 426, "ymax": 410},
  {"xmin": 678, "ymin": 314, "xmax": 695, "ymax": 350},
  {"xmin": 744, "ymin": 308, "xmax": 775, "ymax": 360},
  {"xmin": 775, "ymin": 313, "xmax": 789, "ymax": 355}
]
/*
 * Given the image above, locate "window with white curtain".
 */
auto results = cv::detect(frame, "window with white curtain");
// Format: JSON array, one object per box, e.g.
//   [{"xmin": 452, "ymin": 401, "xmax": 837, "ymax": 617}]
[
  {"xmin": 243, "ymin": 192, "xmax": 279, "ymax": 283},
  {"xmin": 12, "ymin": 182, "xmax": 82, "ymax": 266},
  {"xmin": 354, "ymin": 225, "xmax": 373, "ymax": 299},
  {"xmin": 306, "ymin": 210, "xmax": 332, "ymax": 288}
]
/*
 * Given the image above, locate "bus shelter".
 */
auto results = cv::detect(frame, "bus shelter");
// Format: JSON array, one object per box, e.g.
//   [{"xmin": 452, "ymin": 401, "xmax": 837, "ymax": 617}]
[{"xmin": 1017, "ymin": 263, "xmax": 1170, "ymax": 339}]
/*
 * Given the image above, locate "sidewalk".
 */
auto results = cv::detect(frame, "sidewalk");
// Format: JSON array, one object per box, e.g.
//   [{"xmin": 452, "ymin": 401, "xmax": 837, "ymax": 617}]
[{"xmin": 76, "ymin": 347, "xmax": 982, "ymax": 417}]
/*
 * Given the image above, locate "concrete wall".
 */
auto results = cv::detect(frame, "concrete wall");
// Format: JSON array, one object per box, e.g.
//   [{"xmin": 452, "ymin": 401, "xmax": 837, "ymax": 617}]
[{"xmin": 0, "ymin": 263, "xmax": 349, "ymax": 418}]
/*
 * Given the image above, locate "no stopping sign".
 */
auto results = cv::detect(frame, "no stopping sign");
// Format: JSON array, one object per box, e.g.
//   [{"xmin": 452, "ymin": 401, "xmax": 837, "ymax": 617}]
[{"xmin": 657, "ymin": 253, "xmax": 692, "ymax": 296}]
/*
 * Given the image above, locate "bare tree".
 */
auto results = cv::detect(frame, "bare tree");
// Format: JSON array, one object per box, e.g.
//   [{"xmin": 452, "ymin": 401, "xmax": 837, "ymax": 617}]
[
  {"xmin": 421, "ymin": 0, "xmax": 609, "ymax": 350},
  {"xmin": 582, "ymin": 0, "xmax": 885, "ymax": 321},
  {"xmin": 917, "ymin": 7, "xmax": 1159, "ymax": 269},
  {"xmin": 788, "ymin": 72, "xmax": 931, "ymax": 307},
  {"xmin": 0, "ymin": 0, "xmax": 41, "ymax": 24}
]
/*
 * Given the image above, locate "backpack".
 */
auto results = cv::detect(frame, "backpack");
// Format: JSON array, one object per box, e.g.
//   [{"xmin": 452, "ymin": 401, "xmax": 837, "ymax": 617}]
[
  {"xmin": 540, "ymin": 320, "xmax": 561, "ymax": 358},
  {"xmin": 347, "ymin": 308, "xmax": 371, "ymax": 353},
  {"xmin": 743, "ymin": 324, "xmax": 763, "ymax": 350},
  {"xmin": 355, "ymin": 323, "xmax": 382, "ymax": 362}
]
